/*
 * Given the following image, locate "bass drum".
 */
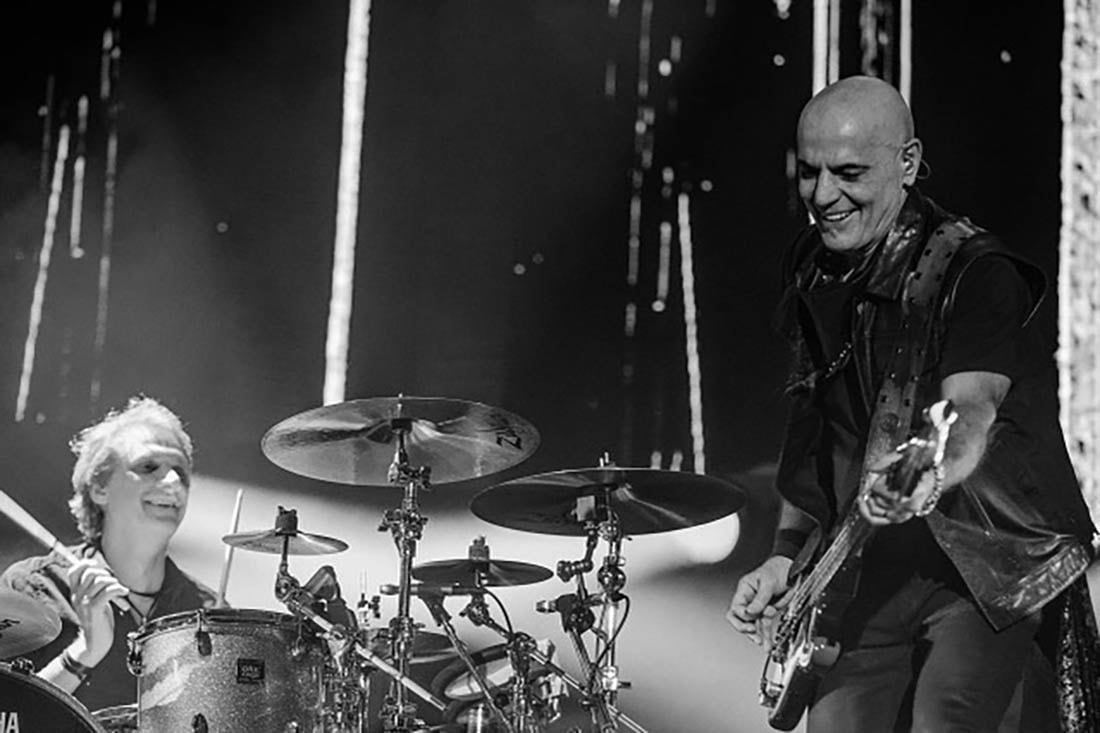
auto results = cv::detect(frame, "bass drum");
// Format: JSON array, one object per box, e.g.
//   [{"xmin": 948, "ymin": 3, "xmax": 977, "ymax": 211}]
[
  {"xmin": 128, "ymin": 608, "xmax": 325, "ymax": 732},
  {"xmin": 0, "ymin": 661, "xmax": 105, "ymax": 732}
]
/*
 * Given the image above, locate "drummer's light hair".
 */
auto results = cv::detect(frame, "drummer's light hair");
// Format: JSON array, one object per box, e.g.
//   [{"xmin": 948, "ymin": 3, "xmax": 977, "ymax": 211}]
[{"xmin": 68, "ymin": 396, "xmax": 193, "ymax": 543}]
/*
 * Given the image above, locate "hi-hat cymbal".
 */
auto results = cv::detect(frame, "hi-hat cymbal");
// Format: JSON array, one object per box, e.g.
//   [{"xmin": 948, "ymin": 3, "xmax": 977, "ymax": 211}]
[
  {"xmin": 470, "ymin": 467, "xmax": 745, "ymax": 536},
  {"xmin": 222, "ymin": 528, "xmax": 349, "ymax": 555},
  {"xmin": 413, "ymin": 558, "xmax": 553, "ymax": 588},
  {"xmin": 261, "ymin": 397, "xmax": 540, "ymax": 486},
  {"xmin": 0, "ymin": 590, "xmax": 62, "ymax": 659}
]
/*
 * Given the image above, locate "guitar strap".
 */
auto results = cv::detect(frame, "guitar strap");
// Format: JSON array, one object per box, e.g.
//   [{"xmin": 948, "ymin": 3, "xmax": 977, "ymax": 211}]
[{"xmin": 854, "ymin": 218, "xmax": 978, "ymax": 498}]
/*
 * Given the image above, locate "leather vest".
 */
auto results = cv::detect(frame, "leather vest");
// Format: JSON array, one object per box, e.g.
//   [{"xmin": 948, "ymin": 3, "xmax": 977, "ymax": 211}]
[{"xmin": 774, "ymin": 189, "xmax": 1096, "ymax": 630}]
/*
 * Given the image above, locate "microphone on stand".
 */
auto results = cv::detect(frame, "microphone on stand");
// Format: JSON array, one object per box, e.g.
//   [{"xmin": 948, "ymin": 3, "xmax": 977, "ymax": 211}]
[
  {"xmin": 535, "ymin": 593, "xmax": 596, "ymax": 633},
  {"xmin": 303, "ymin": 565, "xmax": 340, "ymax": 601},
  {"xmin": 302, "ymin": 565, "xmax": 357, "ymax": 631}
]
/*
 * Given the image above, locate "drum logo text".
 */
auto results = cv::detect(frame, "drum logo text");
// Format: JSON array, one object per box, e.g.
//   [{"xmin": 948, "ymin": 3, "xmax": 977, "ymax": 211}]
[
  {"xmin": 236, "ymin": 657, "xmax": 265, "ymax": 684},
  {"xmin": 0, "ymin": 712, "xmax": 19, "ymax": 733}
]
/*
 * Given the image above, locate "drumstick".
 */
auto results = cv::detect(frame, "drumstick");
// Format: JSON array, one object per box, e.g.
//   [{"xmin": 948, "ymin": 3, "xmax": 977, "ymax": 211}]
[
  {"xmin": 0, "ymin": 488, "xmax": 138, "ymax": 618},
  {"xmin": 215, "ymin": 488, "xmax": 245, "ymax": 608}
]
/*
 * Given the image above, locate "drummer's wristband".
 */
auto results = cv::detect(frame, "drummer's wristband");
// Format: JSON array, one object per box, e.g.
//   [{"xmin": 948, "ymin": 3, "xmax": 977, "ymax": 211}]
[{"xmin": 60, "ymin": 650, "xmax": 92, "ymax": 681}]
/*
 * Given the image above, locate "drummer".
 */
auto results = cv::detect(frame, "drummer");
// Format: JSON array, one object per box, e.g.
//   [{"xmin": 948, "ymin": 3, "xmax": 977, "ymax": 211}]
[{"xmin": 0, "ymin": 395, "xmax": 216, "ymax": 711}]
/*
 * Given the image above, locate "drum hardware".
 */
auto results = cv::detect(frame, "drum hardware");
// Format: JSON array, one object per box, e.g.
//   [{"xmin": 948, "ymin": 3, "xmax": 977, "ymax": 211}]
[
  {"xmin": 472, "ymin": 457, "xmax": 745, "ymax": 732},
  {"xmin": 375, "ymin": 416, "xmax": 434, "ymax": 732},
  {"xmin": 418, "ymin": 590, "xmax": 515, "ymax": 732},
  {"xmin": 412, "ymin": 538, "xmax": 565, "ymax": 733},
  {"xmin": 534, "ymin": 514, "xmax": 629, "ymax": 733},
  {"xmin": 261, "ymin": 396, "xmax": 542, "ymax": 732},
  {"xmin": 429, "ymin": 637, "xmax": 565, "ymax": 733},
  {"xmin": 275, "ymin": 567, "xmax": 447, "ymax": 713}
]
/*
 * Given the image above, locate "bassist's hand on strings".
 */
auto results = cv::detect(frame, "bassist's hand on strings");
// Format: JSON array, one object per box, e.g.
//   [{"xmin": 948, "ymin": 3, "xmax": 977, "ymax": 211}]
[{"xmin": 726, "ymin": 555, "xmax": 793, "ymax": 646}]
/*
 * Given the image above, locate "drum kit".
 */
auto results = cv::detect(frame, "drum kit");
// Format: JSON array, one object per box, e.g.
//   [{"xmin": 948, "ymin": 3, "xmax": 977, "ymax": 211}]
[{"xmin": 0, "ymin": 395, "xmax": 745, "ymax": 732}]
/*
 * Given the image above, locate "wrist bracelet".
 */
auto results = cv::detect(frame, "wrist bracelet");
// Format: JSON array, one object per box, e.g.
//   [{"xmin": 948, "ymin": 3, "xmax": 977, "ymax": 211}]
[
  {"xmin": 916, "ymin": 463, "xmax": 945, "ymax": 517},
  {"xmin": 60, "ymin": 650, "xmax": 92, "ymax": 681}
]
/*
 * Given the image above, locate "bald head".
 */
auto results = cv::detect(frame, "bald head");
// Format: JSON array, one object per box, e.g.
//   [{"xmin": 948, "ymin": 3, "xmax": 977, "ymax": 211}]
[
  {"xmin": 794, "ymin": 76, "xmax": 922, "ymax": 252},
  {"xmin": 799, "ymin": 76, "xmax": 915, "ymax": 147}
]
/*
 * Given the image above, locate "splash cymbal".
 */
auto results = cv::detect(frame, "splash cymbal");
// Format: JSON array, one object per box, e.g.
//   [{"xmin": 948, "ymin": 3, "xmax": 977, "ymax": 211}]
[
  {"xmin": 470, "ymin": 467, "xmax": 745, "ymax": 536},
  {"xmin": 261, "ymin": 397, "xmax": 540, "ymax": 486},
  {"xmin": 0, "ymin": 590, "xmax": 62, "ymax": 659},
  {"xmin": 412, "ymin": 558, "xmax": 553, "ymax": 588},
  {"xmin": 222, "ymin": 528, "xmax": 349, "ymax": 555}
]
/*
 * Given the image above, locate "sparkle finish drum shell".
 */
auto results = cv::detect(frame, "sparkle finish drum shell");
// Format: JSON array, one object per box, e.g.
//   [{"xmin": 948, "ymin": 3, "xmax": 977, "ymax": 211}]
[{"xmin": 128, "ymin": 608, "xmax": 325, "ymax": 732}]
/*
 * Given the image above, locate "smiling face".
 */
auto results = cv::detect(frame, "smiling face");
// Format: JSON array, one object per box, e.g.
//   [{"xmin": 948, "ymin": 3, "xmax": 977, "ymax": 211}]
[
  {"xmin": 796, "ymin": 77, "xmax": 921, "ymax": 252},
  {"xmin": 91, "ymin": 422, "xmax": 192, "ymax": 544}
]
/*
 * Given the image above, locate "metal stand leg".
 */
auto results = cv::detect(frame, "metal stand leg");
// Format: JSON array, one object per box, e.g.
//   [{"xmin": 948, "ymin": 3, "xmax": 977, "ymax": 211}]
[{"xmin": 422, "ymin": 594, "xmax": 515, "ymax": 732}]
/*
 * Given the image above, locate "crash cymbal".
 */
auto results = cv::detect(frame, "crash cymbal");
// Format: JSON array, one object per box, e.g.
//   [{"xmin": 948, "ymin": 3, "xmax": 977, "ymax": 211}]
[
  {"xmin": 413, "ymin": 558, "xmax": 553, "ymax": 588},
  {"xmin": 470, "ymin": 467, "xmax": 745, "ymax": 536},
  {"xmin": 0, "ymin": 590, "xmax": 62, "ymax": 658},
  {"xmin": 261, "ymin": 397, "xmax": 540, "ymax": 486},
  {"xmin": 366, "ymin": 628, "xmax": 457, "ymax": 665},
  {"xmin": 222, "ymin": 528, "xmax": 349, "ymax": 555}
]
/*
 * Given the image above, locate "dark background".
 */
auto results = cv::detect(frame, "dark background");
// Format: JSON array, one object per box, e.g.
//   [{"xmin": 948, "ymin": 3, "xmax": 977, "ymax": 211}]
[{"xmin": 0, "ymin": 2, "xmax": 1065, "ymax": 730}]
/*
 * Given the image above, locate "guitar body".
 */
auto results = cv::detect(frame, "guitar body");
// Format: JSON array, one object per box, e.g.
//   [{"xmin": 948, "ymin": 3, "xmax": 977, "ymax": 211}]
[
  {"xmin": 756, "ymin": 400, "xmax": 956, "ymax": 731},
  {"xmin": 761, "ymin": 554, "xmax": 860, "ymax": 730}
]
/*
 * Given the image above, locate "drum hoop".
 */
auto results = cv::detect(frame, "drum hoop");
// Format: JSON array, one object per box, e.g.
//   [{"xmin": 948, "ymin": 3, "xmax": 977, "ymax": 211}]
[
  {"xmin": 0, "ymin": 662, "xmax": 106, "ymax": 731},
  {"xmin": 133, "ymin": 607, "xmax": 301, "ymax": 639}
]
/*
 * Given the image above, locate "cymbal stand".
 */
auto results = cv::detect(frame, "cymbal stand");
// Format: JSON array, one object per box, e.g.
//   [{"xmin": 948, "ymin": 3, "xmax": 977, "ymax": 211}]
[
  {"xmin": 377, "ymin": 419, "xmax": 431, "ymax": 731},
  {"xmin": 555, "ymin": 520, "xmax": 617, "ymax": 732},
  {"xmin": 276, "ymin": 573, "xmax": 447, "ymax": 714},
  {"xmin": 594, "ymin": 511, "xmax": 627, "ymax": 706},
  {"xmin": 419, "ymin": 592, "xmax": 515, "ymax": 732},
  {"xmin": 461, "ymin": 592, "xmax": 549, "ymax": 732},
  {"xmin": 549, "ymin": 499, "xmax": 644, "ymax": 733}
]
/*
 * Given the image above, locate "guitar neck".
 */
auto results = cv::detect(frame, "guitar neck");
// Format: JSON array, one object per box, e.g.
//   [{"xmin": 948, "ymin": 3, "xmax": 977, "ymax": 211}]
[{"xmin": 787, "ymin": 506, "xmax": 874, "ymax": 617}]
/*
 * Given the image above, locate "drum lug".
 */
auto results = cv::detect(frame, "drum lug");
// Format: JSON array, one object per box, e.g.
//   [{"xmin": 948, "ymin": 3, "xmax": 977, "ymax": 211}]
[
  {"xmin": 195, "ymin": 629, "xmax": 212, "ymax": 656},
  {"xmin": 10, "ymin": 657, "xmax": 34, "ymax": 675},
  {"xmin": 195, "ymin": 610, "xmax": 212, "ymax": 656}
]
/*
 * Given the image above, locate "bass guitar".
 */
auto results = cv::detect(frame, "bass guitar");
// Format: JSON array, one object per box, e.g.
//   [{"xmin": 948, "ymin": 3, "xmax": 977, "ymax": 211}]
[{"xmin": 758, "ymin": 399, "xmax": 956, "ymax": 731}]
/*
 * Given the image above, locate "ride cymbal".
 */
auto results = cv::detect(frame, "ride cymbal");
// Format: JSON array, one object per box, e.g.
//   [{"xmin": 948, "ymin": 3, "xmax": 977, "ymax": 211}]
[
  {"xmin": 0, "ymin": 590, "xmax": 62, "ymax": 659},
  {"xmin": 261, "ymin": 397, "xmax": 540, "ymax": 486},
  {"xmin": 222, "ymin": 528, "xmax": 349, "ymax": 555},
  {"xmin": 470, "ymin": 467, "xmax": 745, "ymax": 536},
  {"xmin": 412, "ymin": 558, "xmax": 553, "ymax": 588}
]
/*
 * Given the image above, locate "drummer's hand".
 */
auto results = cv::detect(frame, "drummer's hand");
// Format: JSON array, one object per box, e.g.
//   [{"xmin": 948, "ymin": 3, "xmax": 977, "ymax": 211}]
[{"xmin": 66, "ymin": 559, "xmax": 129, "ymax": 666}]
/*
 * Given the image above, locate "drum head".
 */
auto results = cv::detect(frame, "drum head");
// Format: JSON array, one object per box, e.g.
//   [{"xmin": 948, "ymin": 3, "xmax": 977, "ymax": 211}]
[{"xmin": 0, "ymin": 662, "xmax": 104, "ymax": 732}]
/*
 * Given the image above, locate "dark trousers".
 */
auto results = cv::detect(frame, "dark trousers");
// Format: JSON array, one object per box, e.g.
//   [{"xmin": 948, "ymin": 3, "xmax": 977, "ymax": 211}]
[{"xmin": 807, "ymin": 523, "xmax": 1044, "ymax": 733}]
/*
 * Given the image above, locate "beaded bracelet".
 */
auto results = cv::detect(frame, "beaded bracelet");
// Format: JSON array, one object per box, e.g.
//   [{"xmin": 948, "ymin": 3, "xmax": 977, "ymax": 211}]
[
  {"xmin": 915, "ymin": 463, "xmax": 946, "ymax": 517},
  {"xmin": 60, "ymin": 650, "xmax": 92, "ymax": 681}
]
